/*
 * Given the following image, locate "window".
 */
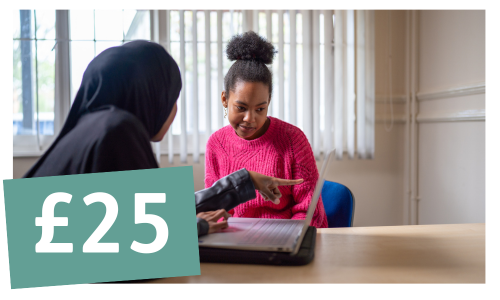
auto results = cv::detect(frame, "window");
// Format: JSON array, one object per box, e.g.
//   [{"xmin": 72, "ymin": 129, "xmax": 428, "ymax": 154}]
[
  {"xmin": 12, "ymin": 9, "xmax": 151, "ymax": 156},
  {"xmin": 69, "ymin": 10, "xmax": 151, "ymax": 101},
  {"xmin": 13, "ymin": 10, "xmax": 56, "ymax": 155}
]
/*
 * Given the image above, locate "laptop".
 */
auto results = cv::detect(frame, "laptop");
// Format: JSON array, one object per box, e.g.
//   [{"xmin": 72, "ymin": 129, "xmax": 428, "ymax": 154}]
[{"xmin": 198, "ymin": 150, "xmax": 333, "ymax": 256}]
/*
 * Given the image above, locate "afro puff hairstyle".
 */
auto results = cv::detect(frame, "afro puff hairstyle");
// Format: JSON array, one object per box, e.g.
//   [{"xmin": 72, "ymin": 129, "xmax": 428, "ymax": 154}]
[{"xmin": 224, "ymin": 31, "xmax": 277, "ymax": 99}]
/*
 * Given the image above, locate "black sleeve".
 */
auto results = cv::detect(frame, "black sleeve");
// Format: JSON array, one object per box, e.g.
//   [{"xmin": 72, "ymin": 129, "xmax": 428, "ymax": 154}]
[
  {"xmin": 197, "ymin": 218, "xmax": 209, "ymax": 237},
  {"xmin": 195, "ymin": 168, "xmax": 256, "ymax": 214}
]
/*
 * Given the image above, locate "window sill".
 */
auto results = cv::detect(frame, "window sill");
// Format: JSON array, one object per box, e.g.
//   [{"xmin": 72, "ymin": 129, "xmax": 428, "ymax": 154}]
[{"xmin": 13, "ymin": 151, "xmax": 45, "ymax": 158}]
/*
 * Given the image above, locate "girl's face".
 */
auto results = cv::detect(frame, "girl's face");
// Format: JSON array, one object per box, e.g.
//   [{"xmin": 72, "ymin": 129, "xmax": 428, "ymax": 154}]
[{"xmin": 222, "ymin": 81, "xmax": 270, "ymax": 140}]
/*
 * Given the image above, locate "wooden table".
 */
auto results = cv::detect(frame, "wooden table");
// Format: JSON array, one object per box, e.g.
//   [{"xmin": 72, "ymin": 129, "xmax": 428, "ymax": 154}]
[{"xmin": 150, "ymin": 223, "xmax": 485, "ymax": 283}]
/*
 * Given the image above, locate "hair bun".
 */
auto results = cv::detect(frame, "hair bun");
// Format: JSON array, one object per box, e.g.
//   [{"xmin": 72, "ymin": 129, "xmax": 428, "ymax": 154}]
[{"xmin": 226, "ymin": 31, "xmax": 276, "ymax": 64}]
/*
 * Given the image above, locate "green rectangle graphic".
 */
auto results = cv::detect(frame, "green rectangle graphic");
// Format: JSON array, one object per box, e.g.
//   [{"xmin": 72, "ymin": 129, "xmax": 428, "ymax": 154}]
[{"xmin": 3, "ymin": 167, "xmax": 200, "ymax": 289}]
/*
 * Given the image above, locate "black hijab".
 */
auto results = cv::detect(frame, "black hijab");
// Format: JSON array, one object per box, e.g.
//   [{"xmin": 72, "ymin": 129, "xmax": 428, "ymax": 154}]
[{"xmin": 24, "ymin": 40, "xmax": 182, "ymax": 177}]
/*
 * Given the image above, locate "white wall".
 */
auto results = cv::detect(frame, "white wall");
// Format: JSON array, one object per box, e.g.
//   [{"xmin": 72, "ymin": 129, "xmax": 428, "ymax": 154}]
[
  {"xmin": 321, "ymin": 10, "xmax": 407, "ymax": 227},
  {"xmin": 13, "ymin": 156, "xmax": 37, "ymax": 180},
  {"xmin": 322, "ymin": 123, "xmax": 406, "ymax": 227},
  {"xmin": 416, "ymin": 10, "xmax": 485, "ymax": 224}
]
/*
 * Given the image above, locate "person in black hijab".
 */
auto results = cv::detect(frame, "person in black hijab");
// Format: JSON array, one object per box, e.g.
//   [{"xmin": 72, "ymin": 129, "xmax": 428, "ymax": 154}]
[
  {"xmin": 24, "ymin": 40, "xmax": 303, "ymax": 236},
  {"xmin": 25, "ymin": 40, "xmax": 175, "ymax": 176}
]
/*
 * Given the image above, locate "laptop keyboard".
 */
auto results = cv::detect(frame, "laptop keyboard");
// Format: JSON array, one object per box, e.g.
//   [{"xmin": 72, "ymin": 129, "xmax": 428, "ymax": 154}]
[{"xmin": 238, "ymin": 219, "xmax": 301, "ymax": 245}]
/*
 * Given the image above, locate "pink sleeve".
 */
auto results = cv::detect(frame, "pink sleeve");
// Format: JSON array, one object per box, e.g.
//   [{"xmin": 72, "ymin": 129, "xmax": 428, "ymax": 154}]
[
  {"xmin": 204, "ymin": 135, "xmax": 220, "ymax": 189},
  {"xmin": 290, "ymin": 131, "xmax": 328, "ymax": 228}
]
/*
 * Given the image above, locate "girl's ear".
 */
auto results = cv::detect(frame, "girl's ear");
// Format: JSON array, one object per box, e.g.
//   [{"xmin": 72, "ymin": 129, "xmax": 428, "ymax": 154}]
[{"xmin": 221, "ymin": 91, "xmax": 228, "ymax": 108}]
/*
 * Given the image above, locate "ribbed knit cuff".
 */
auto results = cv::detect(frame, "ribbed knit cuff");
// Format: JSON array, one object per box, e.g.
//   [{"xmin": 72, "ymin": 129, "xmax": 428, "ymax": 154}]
[
  {"xmin": 197, "ymin": 218, "xmax": 209, "ymax": 237},
  {"xmin": 228, "ymin": 168, "xmax": 257, "ymax": 203}
]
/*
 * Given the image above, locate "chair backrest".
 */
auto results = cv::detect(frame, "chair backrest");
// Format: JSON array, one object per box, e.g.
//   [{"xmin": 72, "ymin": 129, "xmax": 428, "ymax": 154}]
[{"xmin": 321, "ymin": 181, "xmax": 355, "ymax": 227}]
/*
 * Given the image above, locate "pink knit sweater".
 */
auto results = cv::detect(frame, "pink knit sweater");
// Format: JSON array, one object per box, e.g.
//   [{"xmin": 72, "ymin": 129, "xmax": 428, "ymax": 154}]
[{"xmin": 205, "ymin": 117, "xmax": 328, "ymax": 228}]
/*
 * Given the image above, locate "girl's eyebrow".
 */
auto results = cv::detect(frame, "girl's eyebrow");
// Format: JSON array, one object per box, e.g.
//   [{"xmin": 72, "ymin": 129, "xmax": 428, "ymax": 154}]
[
  {"xmin": 234, "ymin": 100, "xmax": 248, "ymax": 106},
  {"xmin": 235, "ymin": 100, "xmax": 268, "ymax": 106}
]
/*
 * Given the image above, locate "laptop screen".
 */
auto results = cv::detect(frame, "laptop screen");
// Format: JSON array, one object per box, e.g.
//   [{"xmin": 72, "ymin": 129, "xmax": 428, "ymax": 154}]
[
  {"xmin": 291, "ymin": 150, "xmax": 333, "ymax": 254},
  {"xmin": 304, "ymin": 150, "xmax": 333, "ymax": 227}
]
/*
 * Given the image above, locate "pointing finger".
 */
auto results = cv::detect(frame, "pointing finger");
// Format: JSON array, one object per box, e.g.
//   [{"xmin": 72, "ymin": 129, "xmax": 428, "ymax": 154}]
[{"xmin": 275, "ymin": 178, "xmax": 304, "ymax": 186}]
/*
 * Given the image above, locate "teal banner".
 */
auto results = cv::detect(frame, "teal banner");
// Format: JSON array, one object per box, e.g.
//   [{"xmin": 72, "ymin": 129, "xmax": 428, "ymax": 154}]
[{"xmin": 3, "ymin": 167, "xmax": 200, "ymax": 289}]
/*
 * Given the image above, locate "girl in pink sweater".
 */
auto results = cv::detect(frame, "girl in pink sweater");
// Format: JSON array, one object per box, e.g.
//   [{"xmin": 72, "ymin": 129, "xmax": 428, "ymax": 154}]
[{"xmin": 205, "ymin": 31, "xmax": 328, "ymax": 228}]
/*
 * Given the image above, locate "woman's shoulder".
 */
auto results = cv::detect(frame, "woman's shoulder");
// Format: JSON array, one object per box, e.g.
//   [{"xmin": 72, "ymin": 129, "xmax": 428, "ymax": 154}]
[
  {"xmin": 269, "ymin": 117, "xmax": 313, "ymax": 160},
  {"xmin": 94, "ymin": 109, "xmax": 147, "ymax": 139},
  {"xmin": 75, "ymin": 109, "xmax": 151, "ymax": 152},
  {"xmin": 270, "ymin": 117, "xmax": 308, "ymax": 143}
]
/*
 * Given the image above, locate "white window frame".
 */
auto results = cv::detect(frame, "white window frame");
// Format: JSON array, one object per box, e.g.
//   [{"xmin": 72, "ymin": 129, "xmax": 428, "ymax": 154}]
[{"xmin": 14, "ymin": 10, "xmax": 70, "ymax": 157}]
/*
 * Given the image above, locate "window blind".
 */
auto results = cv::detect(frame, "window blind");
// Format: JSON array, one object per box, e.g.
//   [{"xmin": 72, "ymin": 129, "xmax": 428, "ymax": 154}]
[{"xmin": 152, "ymin": 10, "xmax": 375, "ymax": 163}]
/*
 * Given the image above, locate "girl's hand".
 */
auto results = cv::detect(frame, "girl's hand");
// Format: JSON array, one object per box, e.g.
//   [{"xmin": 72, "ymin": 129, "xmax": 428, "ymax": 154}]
[
  {"xmin": 247, "ymin": 171, "xmax": 304, "ymax": 205},
  {"xmin": 197, "ymin": 209, "xmax": 232, "ymax": 234}
]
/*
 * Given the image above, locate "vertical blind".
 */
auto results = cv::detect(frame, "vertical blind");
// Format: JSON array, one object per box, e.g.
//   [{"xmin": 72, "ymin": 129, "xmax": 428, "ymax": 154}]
[{"xmin": 150, "ymin": 10, "xmax": 375, "ymax": 163}]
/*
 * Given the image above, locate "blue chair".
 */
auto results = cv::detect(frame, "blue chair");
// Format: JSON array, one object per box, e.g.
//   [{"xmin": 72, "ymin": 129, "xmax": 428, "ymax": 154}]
[{"xmin": 321, "ymin": 181, "xmax": 355, "ymax": 227}]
